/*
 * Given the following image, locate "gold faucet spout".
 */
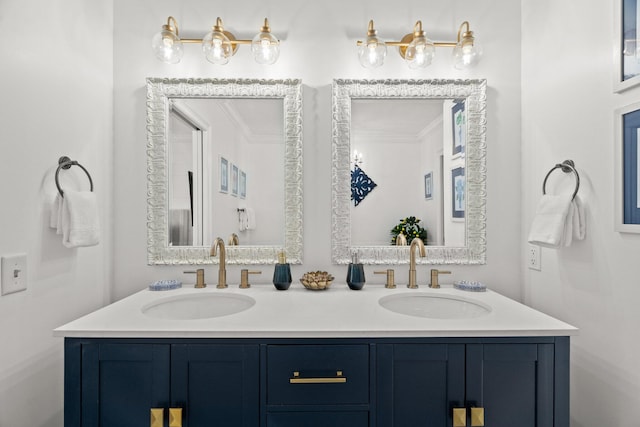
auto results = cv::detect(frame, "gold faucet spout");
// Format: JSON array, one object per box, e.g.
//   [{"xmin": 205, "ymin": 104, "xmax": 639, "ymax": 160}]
[
  {"xmin": 210, "ymin": 237, "xmax": 227, "ymax": 288},
  {"xmin": 408, "ymin": 238, "xmax": 426, "ymax": 288}
]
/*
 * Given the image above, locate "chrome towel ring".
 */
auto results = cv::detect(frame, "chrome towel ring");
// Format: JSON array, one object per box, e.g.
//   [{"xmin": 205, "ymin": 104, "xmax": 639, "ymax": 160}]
[
  {"xmin": 542, "ymin": 159, "xmax": 580, "ymax": 201},
  {"xmin": 55, "ymin": 156, "xmax": 94, "ymax": 197}
]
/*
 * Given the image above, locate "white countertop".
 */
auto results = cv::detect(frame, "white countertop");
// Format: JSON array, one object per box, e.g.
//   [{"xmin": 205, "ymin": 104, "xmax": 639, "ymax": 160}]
[{"xmin": 54, "ymin": 284, "xmax": 577, "ymax": 339}]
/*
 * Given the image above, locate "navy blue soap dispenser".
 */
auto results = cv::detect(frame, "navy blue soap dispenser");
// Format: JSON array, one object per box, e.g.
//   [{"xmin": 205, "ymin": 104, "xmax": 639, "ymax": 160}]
[
  {"xmin": 273, "ymin": 251, "xmax": 292, "ymax": 290},
  {"xmin": 346, "ymin": 252, "xmax": 366, "ymax": 290}
]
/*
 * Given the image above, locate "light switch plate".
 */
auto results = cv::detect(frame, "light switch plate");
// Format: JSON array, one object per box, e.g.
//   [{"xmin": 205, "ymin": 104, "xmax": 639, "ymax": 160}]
[{"xmin": 1, "ymin": 253, "xmax": 27, "ymax": 295}]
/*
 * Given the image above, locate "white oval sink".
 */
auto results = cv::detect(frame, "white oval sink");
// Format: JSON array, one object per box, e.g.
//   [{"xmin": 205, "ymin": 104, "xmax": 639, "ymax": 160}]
[
  {"xmin": 142, "ymin": 293, "xmax": 255, "ymax": 320},
  {"xmin": 379, "ymin": 293, "xmax": 491, "ymax": 319}
]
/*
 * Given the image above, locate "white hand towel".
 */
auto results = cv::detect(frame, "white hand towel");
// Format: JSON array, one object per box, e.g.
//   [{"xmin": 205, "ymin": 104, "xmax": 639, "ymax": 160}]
[
  {"xmin": 527, "ymin": 194, "xmax": 573, "ymax": 248},
  {"xmin": 561, "ymin": 200, "xmax": 575, "ymax": 247},
  {"xmin": 238, "ymin": 209, "xmax": 248, "ymax": 231},
  {"xmin": 559, "ymin": 196, "xmax": 587, "ymax": 247},
  {"xmin": 246, "ymin": 207, "xmax": 256, "ymax": 230},
  {"xmin": 61, "ymin": 190, "xmax": 100, "ymax": 248},
  {"xmin": 570, "ymin": 195, "xmax": 586, "ymax": 243},
  {"xmin": 49, "ymin": 194, "xmax": 62, "ymax": 232}
]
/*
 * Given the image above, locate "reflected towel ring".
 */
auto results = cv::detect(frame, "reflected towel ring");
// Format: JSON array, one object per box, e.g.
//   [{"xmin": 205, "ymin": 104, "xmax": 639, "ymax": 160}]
[
  {"xmin": 55, "ymin": 156, "xmax": 94, "ymax": 197},
  {"xmin": 542, "ymin": 159, "xmax": 580, "ymax": 201}
]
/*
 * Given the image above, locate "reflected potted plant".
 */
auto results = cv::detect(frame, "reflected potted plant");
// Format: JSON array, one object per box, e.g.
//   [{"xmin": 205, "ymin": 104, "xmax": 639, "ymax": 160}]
[{"xmin": 390, "ymin": 216, "xmax": 427, "ymax": 245}]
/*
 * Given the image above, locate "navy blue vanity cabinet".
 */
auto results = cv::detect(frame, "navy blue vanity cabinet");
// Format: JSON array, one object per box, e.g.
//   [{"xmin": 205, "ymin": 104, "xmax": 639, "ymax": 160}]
[
  {"xmin": 376, "ymin": 338, "xmax": 569, "ymax": 427},
  {"xmin": 64, "ymin": 340, "xmax": 259, "ymax": 427},
  {"xmin": 66, "ymin": 342, "xmax": 171, "ymax": 427},
  {"xmin": 465, "ymin": 343, "xmax": 556, "ymax": 427},
  {"xmin": 65, "ymin": 337, "xmax": 568, "ymax": 427},
  {"xmin": 265, "ymin": 344, "xmax": 371, "ymax": 427},
  {"xmin": 377, "ymin": 343, "xmax": 466, "ymax": 427},
  {"xmin": 171, "ymin": 344, "xmax": 259, "ymax": 427}
]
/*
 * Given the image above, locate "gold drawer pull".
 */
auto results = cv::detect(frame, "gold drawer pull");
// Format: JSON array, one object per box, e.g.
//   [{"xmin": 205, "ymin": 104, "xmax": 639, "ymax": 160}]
[
  {"xmin": 452, "ymin": 407, "xmax": 466, "ymax": 427},
  {"xmin": 150, "ymin": 408, "xmax": 163, "ymax": 427},
  {"xmin": 289, "ymin": 370, "xmax": 347, "ymax": 384},
  {"xmin": 169, "ymin": 408, "xmax": 183, "ymax": 427},
  {"xmin": 470, "ymin": 407, "xmax": 484, "ymax": 427}
]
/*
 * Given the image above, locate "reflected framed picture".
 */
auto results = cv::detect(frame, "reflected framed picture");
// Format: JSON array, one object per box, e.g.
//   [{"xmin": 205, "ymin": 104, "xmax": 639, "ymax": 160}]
[
  {"xmin": 240, "ymin": 170, "xmax": 247, "ymax": 199},
  {"xmin": 424, "ymin": 172, "xmax": 433, "ymax": 200},
  {"xmin": 615, "ymin": 102, "xmax": 640, "ymax": 231},
  {"xmin": 219, "ymin": 156, "xmax": 229, "ymax": 193},
  {"xmin": 452, "ymin": 101, "xmax": 466, "ymax": 156},
  {"xmin": 451, "ymin": 167, "xmax": 465, "ymax": 219},
  {"xmin": 231, "ymin": 163, "xmax": 239, "ymax": 197},
  {"xmin": 615, "ymin": 0, "xmax": 640, "ymax": 92}
]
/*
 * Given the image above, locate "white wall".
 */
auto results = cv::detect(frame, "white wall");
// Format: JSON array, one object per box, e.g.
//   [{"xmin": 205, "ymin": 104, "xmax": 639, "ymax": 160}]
[
  {"xmin": 113, "ymin": 0, "xmax": 523, "ymax": 301},
  {"xmin": 0, "ymin": 1, "xmax": 113, "ymax": 426},
  {"xmin": 522, "ymin": 1, "xmax": 640, "ymax": 425}
]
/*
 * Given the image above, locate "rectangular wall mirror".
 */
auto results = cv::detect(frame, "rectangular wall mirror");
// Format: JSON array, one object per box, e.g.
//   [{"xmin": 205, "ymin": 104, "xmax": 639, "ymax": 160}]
[
  {"xmin": 147, "ymin": 78, "xmax": 303, "ymax": 265},
  {"xmin": 331, "ymin": 79, "xmax": 486, "ymax": 264}
]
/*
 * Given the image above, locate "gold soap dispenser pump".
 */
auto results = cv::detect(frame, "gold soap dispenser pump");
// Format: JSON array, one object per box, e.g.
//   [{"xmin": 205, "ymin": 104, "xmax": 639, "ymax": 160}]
[{"xmin": 273, "ymin": 251, "xmax": 292, "ymax": 290}]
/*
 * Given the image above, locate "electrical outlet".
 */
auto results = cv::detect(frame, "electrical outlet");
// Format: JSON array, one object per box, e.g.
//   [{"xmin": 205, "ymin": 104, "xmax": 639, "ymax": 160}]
[
  {"xmin": 1, "ymin": 254, "xmax": 27, "ymax": 295},
  {"xmin": 527, "ymin": 244, "xmax": 541, "ymax": 271}
]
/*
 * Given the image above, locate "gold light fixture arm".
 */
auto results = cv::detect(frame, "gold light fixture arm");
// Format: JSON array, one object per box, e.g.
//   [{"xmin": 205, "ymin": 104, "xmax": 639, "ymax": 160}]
[
  {"xmin": 367, "ymin": 20, "xmax": 377, "ymax": 37},
  {"xmin": 456, "ymin": 20, "xmax": 476, "ymax": 49},
  {"xmin": 165, "ymin": 16, "xmax": 179, "ymax": 36},
  {"xmin": 178, "ymin": 16, "xmax": 257, "ymax": 49},
  {"xmin": 356, "ymin": 19, "xmax": 468, "ymax": 52},
  {"xmin": 261, "ymin": 18, "xmax": 272, "ymax": 34},
  {"xmin": 458, "ymin": 21, "xmax": 470, "ymax": 42}
]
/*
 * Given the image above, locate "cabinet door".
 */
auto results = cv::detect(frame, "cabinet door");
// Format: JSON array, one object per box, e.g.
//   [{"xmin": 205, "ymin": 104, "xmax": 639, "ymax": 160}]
[
  {"xmin": 80, "ymin": 343, "xmax": 170, "ymax": 427},
  {"xmin": 466, "ymin": 344, "xmax": 554, "ymax": 427},
  {"xmin": 377, "ymin": 344, "xmax": 465, "ymax": 427},
  {"xmin": 171, "ymin": 344, "xmax": 259, "ymax": 427}
]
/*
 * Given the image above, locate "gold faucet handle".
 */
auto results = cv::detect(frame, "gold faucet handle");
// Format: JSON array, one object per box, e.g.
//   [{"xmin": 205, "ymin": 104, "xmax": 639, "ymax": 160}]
[
  {"xmin": 184, "ymin": 269, "xmax": 206, "ymax": 288},
  {"xmin": 240, "ymin": 269, "xmax": 262, "ymax": 288},
  {"xmin": 374, "ymin": 269, "xmax": 396, "ymax": 288},
  {"xmin": 429, "ymin": 269, "xmax": 451, "ymax": 289}
]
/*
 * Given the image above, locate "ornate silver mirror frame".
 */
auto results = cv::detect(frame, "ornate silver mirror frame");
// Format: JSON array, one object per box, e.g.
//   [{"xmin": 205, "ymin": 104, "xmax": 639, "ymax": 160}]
[
  {"xmin": 146, "ymin": 78, "xmax": 303, "ymax": 265},
  {"xmin": 331, "ymin": 79, "xmax": 486, "ymax": 264}
]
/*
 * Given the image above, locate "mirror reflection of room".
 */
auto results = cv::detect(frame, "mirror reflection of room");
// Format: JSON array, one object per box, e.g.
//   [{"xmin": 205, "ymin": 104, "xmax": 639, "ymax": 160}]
[
  {"xmin": 350, "ymin": 98, "xmax": 466, "ymax": 248},
  {"xmin": 168, "ymin": 98, "xmax": 285, "ymax": 247}
]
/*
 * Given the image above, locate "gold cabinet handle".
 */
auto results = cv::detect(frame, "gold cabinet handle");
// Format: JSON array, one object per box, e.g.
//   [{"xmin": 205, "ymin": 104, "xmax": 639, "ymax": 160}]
[
  {"xmin": 470, "ymin": 407, "xmax": 484, "ymax": 427},
  {"xmin": 169, "ymin": 408, "xmax": 183, "ymax": 427},
  {"xmin": 452, "ymin": 407, "xmax": 467, "ymax": 427},
  {"xmin": 289, "ymin": 370, "xmax": 347, "ymax": 384},
  {"xmin": 150, "ymin": 408, "xmax": 163, "ymax": 427}
]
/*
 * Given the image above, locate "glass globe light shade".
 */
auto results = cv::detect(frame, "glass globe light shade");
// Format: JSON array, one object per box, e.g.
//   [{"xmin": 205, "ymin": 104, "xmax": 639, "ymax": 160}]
[
  {"xmin": 453, "ymin": 38, "xmax": 482, "ymax": 69},
  {"xmin": 202, "ymin": 30, "xmax": 232, "ymax": 65},
  {"xmin": 151, "ymin": 28, "xmax": 183, "ymax": 64},
  {"xmin": 405, "ymin": 35, "xmax": 435, "ymax": 69},
  {"xmin": 251, "ymin": 31, "xmax": 280, "ymax": 65},
  {"xmin": 358, "ymin": 35, "xmax": 387, "ymax": 69}
]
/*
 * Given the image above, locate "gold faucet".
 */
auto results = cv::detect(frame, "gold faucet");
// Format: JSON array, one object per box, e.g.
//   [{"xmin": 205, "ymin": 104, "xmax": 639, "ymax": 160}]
[
  {"xmin": 374, "ymin": 269, "xmax": 396, "ymax": 289},
  {"xmin": 184, "ymin": 268, "xmax": 206, "ymax": 288},
  {"xmin": 408, "ymin": 238, "xmax": 426, "ymax": 288},
  {"xmin": 210, "ymin": 237, "xmax": 227, "ymax": 288},
  {"xmin": 429, "ymin": 269, "xmax": 451, "ymax": 289},
  {"xmin": 240, "ymin": 269, "xmax": 262, "ymax": 289}
]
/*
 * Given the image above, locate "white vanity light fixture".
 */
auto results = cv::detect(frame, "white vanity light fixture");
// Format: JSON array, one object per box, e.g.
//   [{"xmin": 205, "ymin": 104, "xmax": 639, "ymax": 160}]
[
  {"xmin": 356, "ymin": 20, "xmax": 481, "ymax": 70},
  {"xmin": 152, "ymin": 16, "xmax": 280, "ymax": 65}
]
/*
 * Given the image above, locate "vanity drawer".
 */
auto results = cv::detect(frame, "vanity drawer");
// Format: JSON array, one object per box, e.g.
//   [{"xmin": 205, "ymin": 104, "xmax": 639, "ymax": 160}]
[
  {"xmin": 267, "ymin": 344, "xmax": 369, "ymax": 405},
  {"xmin": 267, "ymin": 411, "xmax": 369, "ymax": 427}
]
